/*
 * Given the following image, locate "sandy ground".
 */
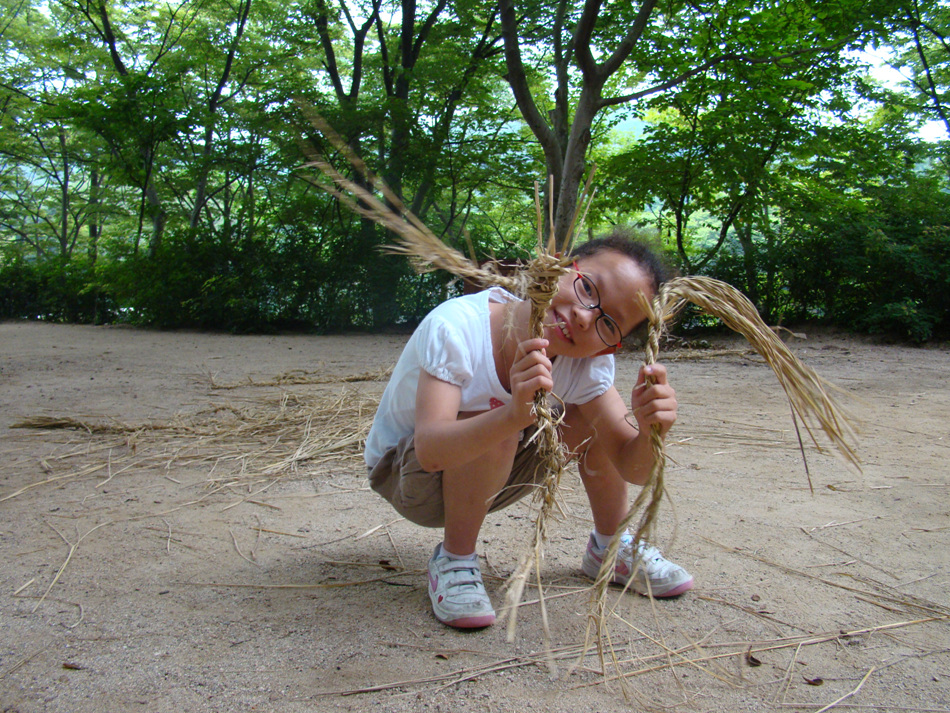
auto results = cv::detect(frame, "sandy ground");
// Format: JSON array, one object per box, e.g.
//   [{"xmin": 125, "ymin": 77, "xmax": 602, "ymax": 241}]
[{"xmin": 0, "ymin": 320, "xmax": 948, "ymax": 713}]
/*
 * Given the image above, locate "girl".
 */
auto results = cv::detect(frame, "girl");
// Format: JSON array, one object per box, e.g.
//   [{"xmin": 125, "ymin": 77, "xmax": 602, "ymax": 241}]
[{"xmin": 365, "ymin": 230, "xmax": 692, "ymax": 628}]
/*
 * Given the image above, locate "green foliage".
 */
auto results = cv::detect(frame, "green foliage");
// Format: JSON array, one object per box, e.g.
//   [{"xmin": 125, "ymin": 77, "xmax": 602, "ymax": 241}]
[
  {"xmin": 96, "ymin": 218, "xmax": 455, "ymax": 333},
  {"xmin": 779, "ymin": 176, "xmax": 950, "ymax": 342},
  {"xmin": 1, "ymin": 0, "xmax": 949, "ymax": 342},
  {"xmin": 702, "ymin": 163, "xmax": 950, "ymax": 342},
  {"xmin": 879, "ymin": 0, "xmax": 950, "ymax": 146},
  {"xmin": 0, "ymin": 249, "xmax": 115, "ymax": 323}
]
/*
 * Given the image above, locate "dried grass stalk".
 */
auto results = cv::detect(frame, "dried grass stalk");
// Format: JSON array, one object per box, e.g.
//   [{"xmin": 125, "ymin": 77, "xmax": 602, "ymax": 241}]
[{"xmin": 211, "ymin": 365, "xmax": 393, "ymax": 389}]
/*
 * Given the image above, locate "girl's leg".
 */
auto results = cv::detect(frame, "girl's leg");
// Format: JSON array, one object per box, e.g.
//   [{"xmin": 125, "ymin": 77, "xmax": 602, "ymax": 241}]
[
  {"xmin": 441, "ymin": 425, "xmax": 520, "ymax": 555},
  {"xmin": 560, "ymin": 404, "xmax": 629, "ymax": 536},
  {"xmin": 430, "ymin": 425, "xmax": 519, "ymax": 629},
  {"xmin": 561, "ymin": 404, "xmax": 694, "ymax": 598}
]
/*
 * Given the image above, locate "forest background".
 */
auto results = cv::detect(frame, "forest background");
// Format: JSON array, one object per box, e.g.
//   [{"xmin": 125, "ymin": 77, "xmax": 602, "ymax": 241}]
[{"xmin": 1, "ymin": 0, "xmax": 949, "ymax": 342}]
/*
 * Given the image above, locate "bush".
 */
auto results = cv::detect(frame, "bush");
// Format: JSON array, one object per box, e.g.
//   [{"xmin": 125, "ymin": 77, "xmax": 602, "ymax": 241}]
[
  {"xmin": 708, "ymin": 174, "xmax": 950, "ymax": 343},
  {"xmin": 0, "ymin": 250, "xmax": 116, "ymax": 323},
  {"xmin": 97, "ymin": 224, "xmax": 454, "ymax": 333},
  {"xmin": 782, "ymin": 183, "xmax": 950, "ymax": 342}
]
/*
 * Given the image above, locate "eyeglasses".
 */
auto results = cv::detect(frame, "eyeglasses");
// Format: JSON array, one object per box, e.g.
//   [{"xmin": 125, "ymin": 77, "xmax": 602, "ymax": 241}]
[{"xmin": 572, "ymin": 261, "xmax": 622, "ymax": 348}]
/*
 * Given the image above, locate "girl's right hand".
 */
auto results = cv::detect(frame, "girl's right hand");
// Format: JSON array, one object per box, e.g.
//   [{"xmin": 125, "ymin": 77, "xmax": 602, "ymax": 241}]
[{"xmin": 507, "ymin": 337, "xmax": 553, "ymax": 426}]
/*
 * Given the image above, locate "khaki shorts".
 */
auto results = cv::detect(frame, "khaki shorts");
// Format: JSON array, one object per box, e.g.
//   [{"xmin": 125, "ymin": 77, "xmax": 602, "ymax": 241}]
[{"xmin": 367, "ymin": 427, "xmax": 549, "ymax": 528}]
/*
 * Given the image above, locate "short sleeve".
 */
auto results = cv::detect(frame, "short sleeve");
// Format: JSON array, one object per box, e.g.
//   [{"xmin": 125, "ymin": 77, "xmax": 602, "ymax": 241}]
[
  {"xmin": 554, "ymin": 353, "xmax": 614, "ymax": 405},
  {"xmin": 413, "ymin": 309, "xmax": 474, "ymax": 387}
]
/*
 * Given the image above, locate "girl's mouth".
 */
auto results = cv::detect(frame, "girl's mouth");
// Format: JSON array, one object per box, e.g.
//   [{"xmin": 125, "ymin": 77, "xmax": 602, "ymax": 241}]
[{"xmin": 547, "ymin": 310, "xmax": 572, "ymax": 342}]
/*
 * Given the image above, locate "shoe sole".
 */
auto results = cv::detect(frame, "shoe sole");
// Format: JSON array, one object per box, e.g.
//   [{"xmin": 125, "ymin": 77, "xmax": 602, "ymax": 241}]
[
  {"xmin": 582, "ymin": 558, "xmax": 695, "ymax": 598},
  {"xmin": 601, "ymin": 574, "xmax": 695, "ymax": 598},
  {"xmin": 435, "ymin": 612, "xmax": 496, "ymax": 629},
  {"xmin": 645, "ymin": 578, "xmax": 694, "ymax": 598}
]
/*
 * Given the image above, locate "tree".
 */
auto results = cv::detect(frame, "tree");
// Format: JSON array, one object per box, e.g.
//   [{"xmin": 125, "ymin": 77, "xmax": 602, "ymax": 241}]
[
  {"xmin": 774, "ymin": 124, "xmax": 950, "ymax": 340},
  {"xmin": 0, "ymin": 0, "xmax": 103, "ymax": 260},
  {"xmin": 498, "ymin": 0, "xmax": 897, "ymax": 251},
  {"xmin": 51, "ymin": 0, "xmax": 203, "ymax": 255},
  {"xmin": 4, "ymin": 0, "xmax": 945, "ymax": 338},
  {"xmin": 596, "ymin": 25, "xmax": 870, "ymax": 300},
  {"xmin": 881, "ymin": 0, "xmax": 950, "ymax": 140},
  {"xmin": 295, "ymin": 0, "xmax": 521, "ymax": 326}
]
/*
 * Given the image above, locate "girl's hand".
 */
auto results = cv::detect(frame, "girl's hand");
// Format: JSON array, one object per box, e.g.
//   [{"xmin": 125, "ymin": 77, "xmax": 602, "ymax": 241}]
[
  {"xmin": 631, "ymin": 363, "xmax": 677, "ymax": 437},
  {"xmin": 508, "ymin": 337, "xmax": 553, "ymax": 426}
]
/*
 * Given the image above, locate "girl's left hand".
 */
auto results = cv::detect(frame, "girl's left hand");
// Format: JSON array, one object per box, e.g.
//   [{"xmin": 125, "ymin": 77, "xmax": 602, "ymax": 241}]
[{"xmin": 630, "ymin": 364, "xmax": 677, "ymax": 437}]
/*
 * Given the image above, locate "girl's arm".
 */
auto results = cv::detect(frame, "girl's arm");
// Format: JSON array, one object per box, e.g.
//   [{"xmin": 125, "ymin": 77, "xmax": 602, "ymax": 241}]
[{"xmin": 413, "ymin": 338, "xmax": 554, "ymax": 473}]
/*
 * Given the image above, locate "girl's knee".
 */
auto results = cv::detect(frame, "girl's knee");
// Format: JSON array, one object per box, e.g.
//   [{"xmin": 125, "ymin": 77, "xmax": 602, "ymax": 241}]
[
  {"xmin": 560, "ymin": 404, "xmax": 596, "ymax": 453},
  {"xmin": 488, "ymin": 433, "xmax": 521, "ymax": 464}
]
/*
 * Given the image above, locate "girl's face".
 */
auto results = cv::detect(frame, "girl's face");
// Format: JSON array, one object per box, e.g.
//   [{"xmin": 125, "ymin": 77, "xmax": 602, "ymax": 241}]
[{"xmin": 544, "ymin": 250, "xmax": 654, "ymax": 358}]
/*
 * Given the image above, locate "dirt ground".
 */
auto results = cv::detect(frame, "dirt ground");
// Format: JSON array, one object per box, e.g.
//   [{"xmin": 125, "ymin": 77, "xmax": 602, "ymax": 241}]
[{"xmin": 0, "ymin": 320, "xmax": 948, "ymax": 713}]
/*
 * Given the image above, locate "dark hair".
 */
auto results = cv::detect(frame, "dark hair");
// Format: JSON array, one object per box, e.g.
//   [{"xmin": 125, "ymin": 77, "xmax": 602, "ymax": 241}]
[{"xmin": 569, "ymin": 226, "xmax": 673, "ymax": 294}]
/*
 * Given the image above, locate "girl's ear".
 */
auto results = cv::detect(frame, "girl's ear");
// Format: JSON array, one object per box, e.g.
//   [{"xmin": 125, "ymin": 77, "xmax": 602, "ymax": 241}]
[{"xmin": 593, "ymin": 345, "xmax": 619, "ymax": 357}]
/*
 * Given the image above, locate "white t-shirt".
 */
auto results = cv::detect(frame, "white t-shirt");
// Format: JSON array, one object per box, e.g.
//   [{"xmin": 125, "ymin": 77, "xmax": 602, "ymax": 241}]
[{"xmin": 363, "ymin": 287, "xmax": 615, "ymax": 467}]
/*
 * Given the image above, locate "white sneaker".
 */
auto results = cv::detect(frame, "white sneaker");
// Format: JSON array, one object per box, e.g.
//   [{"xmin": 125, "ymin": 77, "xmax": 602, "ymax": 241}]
[
  {"xmin": 581, "ymin": 534, "xmax": 694, "ymax": 597},
  {"xmin": 427, "ymin": 545, "xmax": 496, "ymax": 628}
]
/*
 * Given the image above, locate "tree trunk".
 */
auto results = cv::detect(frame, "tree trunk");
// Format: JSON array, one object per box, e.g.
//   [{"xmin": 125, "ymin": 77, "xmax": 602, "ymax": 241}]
[
  {"xmin": 58, "ymin": 128, "xmax": 71, "ymax": 258},
  {"xmin": 88, "ymin": 168, "xmax": 101, "ymax": 263},
  {"xmin": 146, "ymin": 182, "xmax": 167, "ymax": 257}
]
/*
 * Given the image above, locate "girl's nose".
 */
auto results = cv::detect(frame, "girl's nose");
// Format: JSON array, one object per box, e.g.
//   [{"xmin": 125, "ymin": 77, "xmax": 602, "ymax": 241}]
[{"xmin": 572, "ymin": 303, "xmax": 596, "ymax": 331}]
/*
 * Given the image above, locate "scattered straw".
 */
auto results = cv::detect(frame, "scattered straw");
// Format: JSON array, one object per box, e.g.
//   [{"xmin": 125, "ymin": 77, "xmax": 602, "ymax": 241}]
[
  {"xmin": 3, "ymin": 388, "xmax": 379, "ymax": 506},
  {"xmin": 573, "ymin": 617, "xmax": 942, "ymax": 691},
  {"xmin": 702, "ymin": 536, "xmax": 950, "ymax": 619},
  {"xmin": 0, "ymin": 646, "xmax": 51, "ymax": 680},
  {"xmin": 210, "ymin": 365, "xmax": 393, "ymax": 389},
  {"xmin": 185, "ymin": 569, "xmax": 419, "ymax": 589},
  {"xmin": 33, "ymin": 520, "xmax": 111, "ymax": 616}
]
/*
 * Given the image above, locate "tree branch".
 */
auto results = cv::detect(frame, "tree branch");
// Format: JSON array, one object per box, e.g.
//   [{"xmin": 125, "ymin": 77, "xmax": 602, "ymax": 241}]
[
  {"xmin": 597, "ymin": 0, "xmax": 658, "ymax": 79},
  {"xmin": 208, "ymin": 0, "xmax": 252, "ymax": 112},
  {"xmin": 601, "ymin": 37, "xmax": 859, "ymax": 109},
  {"xmin": 572, "ymin": 0, "xmax": 603, "ymax": 79},
  {"xmin": 144, "ymin": 0, "xmax": 197, "ymax": 77},
  {"xmin": 96, "ymin": 1, "xmax": 129, "ymax": 76},
  {"xmin": 908, "ymin": 4, "xmax": 950, "ymax": 136},
  {"xmin": 498, "ymin": 0, "xmax": 559, "ymax": 163}
]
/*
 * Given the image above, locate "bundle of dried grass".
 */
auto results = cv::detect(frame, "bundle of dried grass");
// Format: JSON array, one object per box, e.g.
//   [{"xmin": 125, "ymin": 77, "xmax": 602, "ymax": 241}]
[
  {"xmin": 659, "ymin": 277, "xmax": 859, "ymax": 471},
  {"xmin": 583, "ymin": 275, "xmax": 861, "ymax": 669},
  {"xmin": 298, "ymin": 111, "xmax": 593, "ymax": 645},
  {"xmin": 297, "ymin": 111, "xmax": 860, "ymax": 661},
  {"xmin": 500, "ymin": 252, "xmax": 572, "ymax": 647},
  {"xmin": 10, "ymin": 415, "xmax": 150, "ymax": 434}
]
